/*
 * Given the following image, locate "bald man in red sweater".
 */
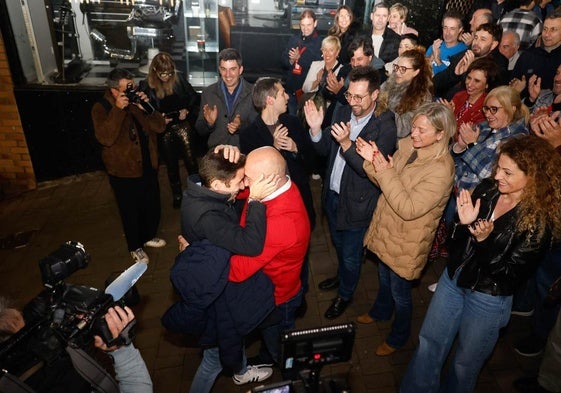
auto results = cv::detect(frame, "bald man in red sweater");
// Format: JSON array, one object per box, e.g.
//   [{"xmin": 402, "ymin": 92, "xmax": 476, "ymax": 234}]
[{"xmin": 229, "ymin": 146, "xmax": 311, "ymax": 366}]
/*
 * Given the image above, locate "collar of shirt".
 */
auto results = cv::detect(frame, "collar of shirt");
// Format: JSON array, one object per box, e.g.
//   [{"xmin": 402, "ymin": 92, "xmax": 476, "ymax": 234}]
[
  {"xmin": 261, "ymin": 176, "xmax": 291, "ymax": 203},
  {"xmin": 349, "ymin": 107, "xmax": 375, "ymax": 140},
  {"xmin": 221, "ymin": 80, "xmax": 242, "ymax": 114}
]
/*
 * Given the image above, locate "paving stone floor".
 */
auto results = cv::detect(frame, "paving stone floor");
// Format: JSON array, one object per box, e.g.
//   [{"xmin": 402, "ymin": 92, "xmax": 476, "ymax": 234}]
[{"xmin": 0, "ymin": 170, "xmax": 542, "ymax": 392}]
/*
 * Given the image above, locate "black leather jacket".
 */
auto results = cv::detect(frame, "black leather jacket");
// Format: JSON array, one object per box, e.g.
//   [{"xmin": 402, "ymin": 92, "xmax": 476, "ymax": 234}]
[{"xmin": 447, "ymin": 178, "xmax": 551, "ymax": 296}]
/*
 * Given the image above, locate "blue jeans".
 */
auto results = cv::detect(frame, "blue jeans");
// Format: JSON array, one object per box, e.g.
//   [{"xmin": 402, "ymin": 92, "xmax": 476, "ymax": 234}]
[
  {"xmin": 533, "ymin": 244, "xmax": 561, "ymax": 340},
  {"xmin": 324, "ymin": 190, "xmax": 368, "ymax": 300},
  {"xmin": 189, "ymin": 347, "xmax": 247, "ymax": 393},
  {"xmin": 400, "ymin": 269, "xmax": 512, "ymax": 393},
  {"xmin": 260, "ymin": 288, "xmax": 304, "ymax": 365},
  {"xmin": 368, "ymin": 260, "xmax": 412, "ymax": 348}
]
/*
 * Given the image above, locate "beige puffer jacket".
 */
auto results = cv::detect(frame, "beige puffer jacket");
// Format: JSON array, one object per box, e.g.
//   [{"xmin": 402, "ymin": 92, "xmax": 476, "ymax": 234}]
[{"xmin": 363, "ymin": 137, "xmax": 454, "ymax": 280}]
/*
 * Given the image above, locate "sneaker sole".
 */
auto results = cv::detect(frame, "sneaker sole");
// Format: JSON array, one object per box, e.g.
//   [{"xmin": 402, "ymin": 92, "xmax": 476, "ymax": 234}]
[
  {"xmin": 514, "ymin": 347, "xmax": 544, "ymax": 357},
  {"xmin": 511, "ymin": 310, "xmax": 535, "ymax": 317}
]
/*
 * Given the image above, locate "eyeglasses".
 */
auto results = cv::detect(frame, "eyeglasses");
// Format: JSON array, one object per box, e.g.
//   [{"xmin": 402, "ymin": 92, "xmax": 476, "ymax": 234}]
[
  {"xmin": 481, "ymin": 105, "xmax": 502, "ymax": 114},
  {"xmin": 158, "ymin": 71, "xmax": 174, "ymax": 78},
  {"xmin": 344, "ymin": 92, "xmax": 369, "ymax": 103},
  {"xmin": 393, "ymin": 64, "xmax": 415, "ymax": 74}
]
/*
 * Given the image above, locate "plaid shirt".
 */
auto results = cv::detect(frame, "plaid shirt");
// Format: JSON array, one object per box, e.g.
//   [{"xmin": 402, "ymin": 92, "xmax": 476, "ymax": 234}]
[
  {"xmin": 499, "ymin": 9, "xmax": 543, "ymax": 50},
  {"xmin": 526, "ymin": 89, "xmax": 556, "ymax": 113},
  {"xmin": 453, "ymin": 117, "xmax": 529, "ymax": 191}
]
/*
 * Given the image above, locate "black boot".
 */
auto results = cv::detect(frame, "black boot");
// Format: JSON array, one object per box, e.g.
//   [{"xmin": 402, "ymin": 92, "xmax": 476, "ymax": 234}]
[{"xmin": 171, "ymin": 182, "xmax": 182, "ymax": 209}]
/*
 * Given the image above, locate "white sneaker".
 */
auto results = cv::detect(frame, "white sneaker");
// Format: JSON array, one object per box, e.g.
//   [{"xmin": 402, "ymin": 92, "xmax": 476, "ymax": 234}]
[
  {"xmin": 428, "ymin": 283, "xmax": 438, "ymax": 293},
  {"xmin": 232, "ymin": 365, "xmax": 273, "ymax": 385},
  {"xmin": 144, "ymin": 238, "xmax": 166, "ymax": 248},
  {"xmin": 130, "ymin": 248, "xmax": 149, "ymax": 264}
]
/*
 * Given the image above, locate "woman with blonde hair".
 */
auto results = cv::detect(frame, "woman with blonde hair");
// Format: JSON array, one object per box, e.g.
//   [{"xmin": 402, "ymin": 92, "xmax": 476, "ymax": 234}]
[
  {"xmin": 401, "ymin": 135, "xmax": 561, "ymax": 393},
  {"xmin": 328, "ymin": 5, "xmax": 362, "ymax": 64},
  {"xmin": 355, "ymin": 102, "xmax": 455, "ymax": 356},
  {"xmin": 378, "ymin": 48, "xmax": 434, "ymax": 138},
  {"xmin": 140, "ymin": 52, "xmax": 200, "ymax": 208},
  {"xmin": 452, "ymin": 85, "xmax": 530, "ymax": 193},
  {"xmin": 302, "ymin": 35, "xmax": 349, "ymax": 127},
  {"xmin": 388, "ymin": 3, "xmax": 418, "ymax": 36}
]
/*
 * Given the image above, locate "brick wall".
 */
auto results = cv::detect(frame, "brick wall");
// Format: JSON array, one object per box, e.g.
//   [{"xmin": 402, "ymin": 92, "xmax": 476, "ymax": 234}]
[{"xmin": 0, "ymin": 30, "xmax": 36, "ymax": 195}]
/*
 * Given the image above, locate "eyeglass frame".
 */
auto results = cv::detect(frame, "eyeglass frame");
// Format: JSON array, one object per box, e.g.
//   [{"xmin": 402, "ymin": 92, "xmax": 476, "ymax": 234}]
[
  {"xmin": 393, "ymin": 64, "xmax": 415, "ymax": 74},
  {"xmin": 157, "ymin": 70, "xmax": 175, "ymax": 78},
  {"xmin": 344, "ymin": 92, "xmax": 370, "ymax": 103},
  {"xmin": 481, "ymin": 105, "xmax": 502, "ymax": 114}
]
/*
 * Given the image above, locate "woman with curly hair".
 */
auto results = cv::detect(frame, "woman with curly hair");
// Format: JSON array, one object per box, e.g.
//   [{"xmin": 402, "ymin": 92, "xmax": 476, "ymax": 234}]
[
  {"xmin": 140, "ymin": 52, "xmax": 200, "ymax": 208},
  {"xmin": 377, "ymin": 48, "xmax": 433, "ymax": 138},
  {"xmin": 401, "ymin": 135, "xmax": 561, "ymax": 393},
  {"xmin": 328, "ymin": 5, "xmax": 362, "ymax": 64}
]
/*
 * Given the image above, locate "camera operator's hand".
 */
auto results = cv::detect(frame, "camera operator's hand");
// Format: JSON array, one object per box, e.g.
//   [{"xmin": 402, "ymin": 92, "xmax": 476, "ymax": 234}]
[
  {"xmin": 94, "ymin": 306, "xmax": 135, "ymax": 352},
  {"xmin": 115, "ymin": 92, "xmax": 130, "ymax": 110},
  {"xmin": 133, "ymin": 91, "xmax": 150, "ymax": 112}
]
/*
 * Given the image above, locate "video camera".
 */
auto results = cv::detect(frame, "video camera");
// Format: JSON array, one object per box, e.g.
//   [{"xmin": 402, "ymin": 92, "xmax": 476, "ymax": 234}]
[
  {"xmin": 253, "ymin": 323, "xmax": 355, "ymax": 393},
  {"xmin": 0, "ymin": 241, "xmax": 146, "ymax": 378}
]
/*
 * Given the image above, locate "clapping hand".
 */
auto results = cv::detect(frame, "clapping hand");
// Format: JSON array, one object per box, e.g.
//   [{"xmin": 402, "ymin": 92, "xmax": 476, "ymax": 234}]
[
  {"xmin": 468, "ymin": 218, "xmax": 494, "ymax": 242},
  {"xmin": 326, "ymin": 71, "xmax": 344, "ymax": 94},
  {"xmin": 330, "ymin": 122, "xmax": 352, "ymax": 151},
  {"xmin": 273, "ymin": 124, "xmax": 297, "ymax": 152},
  {"xmin": 355, "ymin": 136, "xmax": 377, "ymax": 161},
  {"xmin": 454, "ymin": 50, "xmax": 475, "ymax": 75},
  {"xmin": 456, "ymin": 188, "xmax": 481, "ymax": 225},
  {"xmin": 303, "ymin": 100, "xmax": 324, "ymax": 135},
  {"xmin": 457, "ymin": 122, "xmax": 479, "ymax": 148},
  {"xmin": 437, "ymin": 97, "xmax": 455, "ymax": 112},
  {"xmin": 203, "ymin": 104, "xmax": 218, "ymax": 126},
  {"xmin": 530, "ymin": 109, "xmax": 561, "ymax": 148},
  {"xmin": 227, "ymin": 114, "xmax": 242, "ymax": 134}
]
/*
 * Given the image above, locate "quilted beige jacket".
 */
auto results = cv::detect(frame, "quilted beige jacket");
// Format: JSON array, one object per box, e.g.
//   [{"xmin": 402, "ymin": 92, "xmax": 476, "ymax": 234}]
[{"xmin": 363, "ymin": 137, "xmax": 454, "ymax": 280}]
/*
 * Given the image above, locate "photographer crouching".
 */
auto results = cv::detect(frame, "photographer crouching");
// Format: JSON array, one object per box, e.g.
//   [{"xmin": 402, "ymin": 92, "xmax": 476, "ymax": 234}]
[{"xmin": 0, "ymin": 298, "xmax": 152, "ymax": 393}]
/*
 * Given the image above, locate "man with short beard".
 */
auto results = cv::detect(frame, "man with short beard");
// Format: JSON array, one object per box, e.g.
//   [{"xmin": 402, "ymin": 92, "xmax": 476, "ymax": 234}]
[
  {"xmin": 303, "ymin": 66, "xmax": 397, "ymax": 320},
  {"xmin": 434, "ymin": 23, "xmax": 508, "ymax": 99}
]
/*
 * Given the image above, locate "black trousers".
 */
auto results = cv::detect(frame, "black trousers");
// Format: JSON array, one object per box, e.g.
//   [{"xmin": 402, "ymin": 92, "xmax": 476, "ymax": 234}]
[
  {"xmin": 109, "ymin": 170, "xmax": 161, "ymax": 251},
  {"xmin": 159, "ymin": 124, "xmax": 198, "ymax": 192}
]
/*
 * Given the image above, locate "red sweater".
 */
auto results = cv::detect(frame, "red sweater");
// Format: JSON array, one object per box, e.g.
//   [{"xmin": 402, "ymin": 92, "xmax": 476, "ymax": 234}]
[{"xmin": 229, "ymin": 182, "xmax": 311, "ymax": 305}]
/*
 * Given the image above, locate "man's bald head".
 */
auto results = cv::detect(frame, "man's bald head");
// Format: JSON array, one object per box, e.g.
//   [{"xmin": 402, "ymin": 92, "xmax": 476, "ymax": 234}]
[{"xmin": 244, "ymin": 147, "xmax": 287, "ymax": 192}]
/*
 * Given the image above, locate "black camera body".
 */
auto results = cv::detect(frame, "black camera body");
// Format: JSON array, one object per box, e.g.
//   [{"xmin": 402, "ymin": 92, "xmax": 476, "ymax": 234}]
[
  {"xmin": 0, "ymin": 242, "xmax": 136, "ymax": 378},
  {"xmin": 124, "ymin": 82, "xmax": 155, "ymax": 114}
]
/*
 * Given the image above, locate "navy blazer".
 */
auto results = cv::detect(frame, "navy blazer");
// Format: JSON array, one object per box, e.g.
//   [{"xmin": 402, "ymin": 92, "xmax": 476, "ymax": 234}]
[
  {"xmin": 161, "ymin": 240, "xmax": 275, "ymax": 370},
  {"xmin": 312, "ymin": 105, "xmax": 397, "ymax": 230}
]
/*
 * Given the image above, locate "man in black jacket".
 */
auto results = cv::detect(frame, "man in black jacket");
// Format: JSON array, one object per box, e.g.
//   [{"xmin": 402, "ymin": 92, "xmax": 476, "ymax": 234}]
[
  {"xmin": 303, "ymin": 66, "xmax": 397, "ymax": 319},
  {"xmin": 434, "ymin": 23, "xmax": 508, "ymax": 99},
  {"xmin": 370, "ymin": 2, "xmax": 400, "ymax": 66}
]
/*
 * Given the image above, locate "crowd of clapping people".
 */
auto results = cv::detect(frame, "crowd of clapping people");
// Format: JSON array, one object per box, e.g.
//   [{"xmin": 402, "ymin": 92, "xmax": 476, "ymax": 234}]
[{"xmin": 28, "ymin": 0, "xmax": 561, "ymax": 391}]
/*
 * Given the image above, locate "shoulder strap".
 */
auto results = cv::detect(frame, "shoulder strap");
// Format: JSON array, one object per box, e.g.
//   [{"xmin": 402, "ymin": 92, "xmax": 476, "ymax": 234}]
[
  {"xmin": 99, "ymin": 97, "xmax": 113, "ymax": 113},
  {"xmin": 0, "ymin": 372, "xmax": 37, "ymax": 393},
  {"xmin": 65, "ymin": 345, "xmax": 119, "ymax": 393}
]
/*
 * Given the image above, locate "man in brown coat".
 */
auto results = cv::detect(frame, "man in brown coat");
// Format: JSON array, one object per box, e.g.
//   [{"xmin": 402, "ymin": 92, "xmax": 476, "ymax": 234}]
[{"xmin": 92, "ymin": 68, "xmax": 166, "ymax": 264}]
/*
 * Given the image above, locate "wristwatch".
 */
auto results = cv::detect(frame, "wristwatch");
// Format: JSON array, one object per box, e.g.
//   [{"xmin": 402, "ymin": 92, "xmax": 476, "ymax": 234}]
[{"xmin": 467, "ymin": 141, "xmax": 478, "ymax": 149}]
